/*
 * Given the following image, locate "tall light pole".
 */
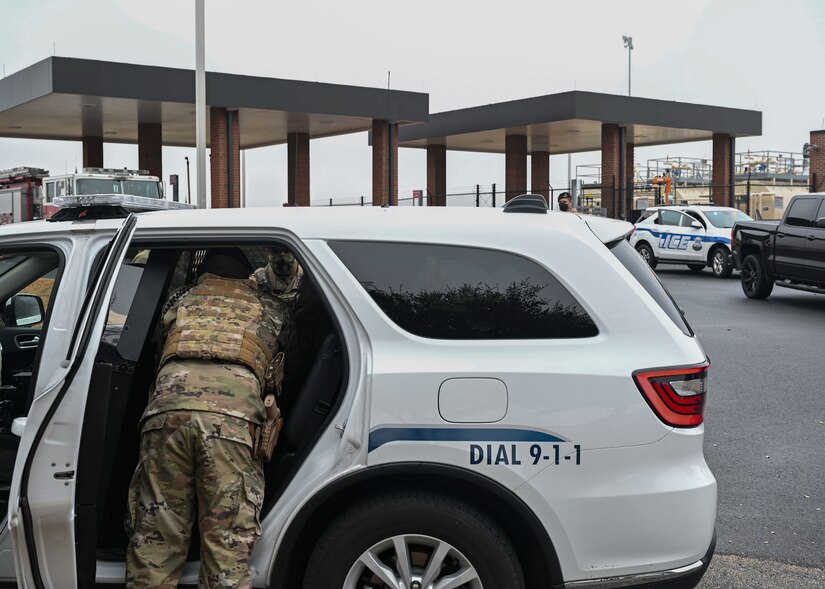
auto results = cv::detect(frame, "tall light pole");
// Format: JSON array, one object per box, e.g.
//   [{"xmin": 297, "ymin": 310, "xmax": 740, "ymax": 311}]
[
  {"xmin": 195, "ymin": 0, "xmax": 207, "ymax": 208},
  {"xmin": 622, "ymin": 35, "xmax": 633, "ymax": 97}
]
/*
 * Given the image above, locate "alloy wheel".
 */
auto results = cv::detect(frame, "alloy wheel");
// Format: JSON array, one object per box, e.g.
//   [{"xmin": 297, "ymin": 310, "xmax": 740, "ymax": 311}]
[
  {"xmin": 343, "ymin": 534, "xmax": 483, "ymax": 589},
  {"xmin": 741, "ymin": 258, "xmax": 757, "ymax": 295},
  {"xmin": 712, "ymin": 251, "xmax": 725, "ymax": 275}
]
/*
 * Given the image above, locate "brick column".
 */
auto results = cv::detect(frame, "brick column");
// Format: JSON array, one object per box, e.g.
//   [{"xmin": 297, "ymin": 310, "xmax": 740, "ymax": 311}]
[
  {"xmin": 601, "ymin": 123, "xmax": 621, "ymax": 218},
  {"xmin": 530, "ymin": 150, "xmax": 550, "ymax": 204},
  {"xmin": 287, "ymin": 132, "xmax": 310, "ymax": 206},
  {"xmin": 82, "ymin": 136, "xmax": 103, "ymax": 169},
  {"xmin": 625, "ymin": 142, "xmax": 635, "ymax": 217},
  {"xmin": 138, "ymin": 122, "xmax": 162, "ymax": 178},
  {"xmin": 372, "ymin": 120, "xmax": 398, "ymax": 206},
  {"xmin": 712, "ymin": 133, "xmax": 734, "ymax": 207},
  {"xmin": 209, "ymin": 107, "xmax": 240, "ymax": 208},
  {"xmin": 391, "ymin": 122, "xmax": 398, "ymax": 203},
  {"xmin": 809, "ymin": 130, "xmax": 825, "ymax": 192},
  {"xmin": 505, "ymin": 134, "xmax": 527, "ymax": 202},
  {"xmin": 427, "ymin": 144, "xmax": 447, "ymax": 206}
]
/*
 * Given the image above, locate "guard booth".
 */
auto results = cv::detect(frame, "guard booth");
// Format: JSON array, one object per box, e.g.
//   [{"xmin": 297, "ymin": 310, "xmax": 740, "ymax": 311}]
[{"xmin": 0, "ymin": 167, "xmax": 49, "ymax": 224}]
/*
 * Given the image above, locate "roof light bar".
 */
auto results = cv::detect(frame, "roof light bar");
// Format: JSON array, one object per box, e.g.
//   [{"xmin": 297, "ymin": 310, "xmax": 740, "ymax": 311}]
[
  {"xmin": 54, "ymin": 194, "xmax": 196, "ymax": 212},
  {"xmin": 81, "ymin": 167, "xmax": 152, "ymax": 176}
]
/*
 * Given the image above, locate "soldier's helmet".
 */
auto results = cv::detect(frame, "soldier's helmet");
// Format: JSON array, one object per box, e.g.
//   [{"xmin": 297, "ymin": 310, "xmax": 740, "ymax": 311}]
[{"xmin": 201, "ymin": 247, "xmax": 253, "ymax": 279}]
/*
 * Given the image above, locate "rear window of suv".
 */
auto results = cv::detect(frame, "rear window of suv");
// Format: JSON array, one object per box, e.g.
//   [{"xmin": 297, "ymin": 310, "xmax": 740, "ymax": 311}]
[
  {"xmin": 330, "ymin": 241, "xmax": 598, "ymax": 339},
  {"xmin": 608, "ymin": 240, "xmax": 693, "ymax": 336}
]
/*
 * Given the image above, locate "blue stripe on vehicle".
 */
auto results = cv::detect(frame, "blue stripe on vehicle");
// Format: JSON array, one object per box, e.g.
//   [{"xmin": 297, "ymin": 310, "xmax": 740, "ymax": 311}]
[
  {"xmin": 634, "ymin": 227, "xmax": 730, "ymax": 244},
  {"xmin": 368, "ymin": 427, "xmax": 567, "ymax": 452}
]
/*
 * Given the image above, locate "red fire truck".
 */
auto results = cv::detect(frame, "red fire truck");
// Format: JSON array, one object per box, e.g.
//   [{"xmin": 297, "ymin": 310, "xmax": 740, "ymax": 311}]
[{"xmin": 0, "ymin": 167, "xmax": 49, "ymax": 223}]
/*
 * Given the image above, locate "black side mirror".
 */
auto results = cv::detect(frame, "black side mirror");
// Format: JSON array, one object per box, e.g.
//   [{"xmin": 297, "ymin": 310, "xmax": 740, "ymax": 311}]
[
  {"xmin": 816, "ymin": 217, "xmax": 825, "ymax": 229},
  {"xmin": 4, "ymin": 294, "xmax": 45, "ymax": 327}
]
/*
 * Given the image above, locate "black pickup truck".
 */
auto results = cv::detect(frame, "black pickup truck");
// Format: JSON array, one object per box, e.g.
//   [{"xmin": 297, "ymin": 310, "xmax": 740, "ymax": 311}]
[{"xmin": 732, "ymin": 193, "xmax": 825, "ymax": 298}]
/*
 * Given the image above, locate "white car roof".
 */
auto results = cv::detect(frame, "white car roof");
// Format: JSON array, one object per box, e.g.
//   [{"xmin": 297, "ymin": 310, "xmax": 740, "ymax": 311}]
[
  {"xmin": 0, "ymin": 206, "xmax": 632, "ymax": 246},
  {"xmin": 643, "ymin": 205, "xmax": 738, "ymax": 212}
]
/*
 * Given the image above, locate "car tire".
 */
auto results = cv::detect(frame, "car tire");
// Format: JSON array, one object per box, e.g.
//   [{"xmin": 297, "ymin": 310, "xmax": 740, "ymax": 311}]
[
  {"xmin": 709, "ymin": 247, "xmax": 733, "ymax": 278},
  {"xmin": 303, "ymin": 491, "xmax": 526, "ymax": 589},
  {"xmin": 636, "ymin": 243, "xmax": 657, "ymax": 270},
  {"xmin": 687, "ymin": 263, "xmax": 705, "ymax": 273},
  {"xmin": 740, "ymin": 254, "xmax": 774, "ymax": 299}
]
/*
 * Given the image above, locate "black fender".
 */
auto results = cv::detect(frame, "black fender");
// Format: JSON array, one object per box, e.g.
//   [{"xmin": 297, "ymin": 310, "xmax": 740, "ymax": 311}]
[{"xmin": 268, "ymin": 462, "xmax": 564, "ymax": 589}]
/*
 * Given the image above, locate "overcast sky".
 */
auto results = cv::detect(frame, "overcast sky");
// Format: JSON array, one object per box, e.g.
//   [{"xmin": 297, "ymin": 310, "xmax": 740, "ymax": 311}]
[{"xmin": 1, "ymin": 0, "xmax": 824, "ymax": 207}]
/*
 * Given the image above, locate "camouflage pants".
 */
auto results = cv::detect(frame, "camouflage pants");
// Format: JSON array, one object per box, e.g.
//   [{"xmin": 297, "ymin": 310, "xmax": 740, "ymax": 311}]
[{"xmin": 126, "ymin": 410, "xmax": 264, "ymax": 588}]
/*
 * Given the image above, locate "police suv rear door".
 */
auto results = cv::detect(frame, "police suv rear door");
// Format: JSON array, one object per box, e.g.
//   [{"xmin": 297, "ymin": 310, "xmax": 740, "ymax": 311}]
[{"xmin": 8, "ymin": 214, "xmax": 137, "ymax": 589}]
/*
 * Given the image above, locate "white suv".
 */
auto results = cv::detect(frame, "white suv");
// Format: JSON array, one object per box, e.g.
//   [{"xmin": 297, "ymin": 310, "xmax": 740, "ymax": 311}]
[
  {"xmin": 630, "ymin": 205, "xmax": 753, "ymax": 278},
  {"xmin": 0, "ymin": 195, "xmax": 715, "ymax": 588}
]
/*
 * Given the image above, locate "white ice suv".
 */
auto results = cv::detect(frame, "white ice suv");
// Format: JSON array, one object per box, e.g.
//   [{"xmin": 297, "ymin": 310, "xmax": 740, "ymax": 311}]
[
  {"xmin": 0, "ymin": 194, "xmax": 715, "ymax": 588},
  {"xmin": 630, "ymin": 205, "xmax": 753, "ymax": 278}
]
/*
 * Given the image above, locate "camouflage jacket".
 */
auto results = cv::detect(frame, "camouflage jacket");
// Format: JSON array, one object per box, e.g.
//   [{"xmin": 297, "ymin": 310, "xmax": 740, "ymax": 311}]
[{"xmin": 144, "ymin": 273, "xmax": 290, "ymax": 424}]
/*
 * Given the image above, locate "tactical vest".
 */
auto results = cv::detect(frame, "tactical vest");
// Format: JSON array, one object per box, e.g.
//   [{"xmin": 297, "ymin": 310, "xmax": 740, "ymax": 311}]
[{"xmin": 160, "ymin": 276, "xmax": 279, "ymax": 387}]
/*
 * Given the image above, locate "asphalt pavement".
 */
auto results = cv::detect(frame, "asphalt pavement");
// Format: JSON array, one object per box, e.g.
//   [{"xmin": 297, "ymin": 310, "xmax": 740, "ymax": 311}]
[{"xmin": 657, "ymin": 267, "xmax": 825, "ymax": 588}]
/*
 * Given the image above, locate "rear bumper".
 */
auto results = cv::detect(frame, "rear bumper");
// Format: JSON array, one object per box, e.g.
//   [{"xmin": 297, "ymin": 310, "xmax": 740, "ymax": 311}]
[
  {"xmin": 518, "ymin": 428, "xmax": 716, "ymax": 585},
  {"xmin": 562, "ymin": 531, "xmax": 715, "ymax": 589}
]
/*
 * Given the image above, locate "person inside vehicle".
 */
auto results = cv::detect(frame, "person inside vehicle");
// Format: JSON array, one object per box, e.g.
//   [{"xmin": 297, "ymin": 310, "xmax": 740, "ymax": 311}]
[{"xmin": 125, "ymin": 247, "xmax": 290, "ymax": 588}]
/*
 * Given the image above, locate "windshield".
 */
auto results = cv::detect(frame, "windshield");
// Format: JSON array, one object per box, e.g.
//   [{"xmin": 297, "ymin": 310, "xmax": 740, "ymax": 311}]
[
  {"xmin": 77, "ymin": 178, "xmax": 121, "ymax": 195},
  {"xmin": 76, "ymin": 178, "xmax": 161, "ymax": 199},
  {"xmin": 704, "ymin": 209, "xmax": 752, "ymax": 228},
  {"xmin": 123, "ymin": 179, "xmax": 161, "ymax": 198}
]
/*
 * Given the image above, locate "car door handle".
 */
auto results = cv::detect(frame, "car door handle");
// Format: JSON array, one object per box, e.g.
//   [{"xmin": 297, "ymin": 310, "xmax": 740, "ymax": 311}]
[
  {"xmin": 14, "ymin": 334, "xmax": 40, "ymax": 349},
  {"xmin": 777, "ymin": 232, "xmax": 786, "ymax": 238},
  {"xmin": 807, "ymin": 234, "xmax": 817, "ymax": 241}
]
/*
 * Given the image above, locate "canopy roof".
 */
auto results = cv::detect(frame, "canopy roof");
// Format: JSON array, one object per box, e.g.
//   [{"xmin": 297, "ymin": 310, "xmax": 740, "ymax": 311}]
[
  {"xmin": 0, "ymin": 57, "xmax": 429, "ymax": 149},
  {"xmin": 397, "ymin": 91, "xmax": 761, "ymax": 154}
]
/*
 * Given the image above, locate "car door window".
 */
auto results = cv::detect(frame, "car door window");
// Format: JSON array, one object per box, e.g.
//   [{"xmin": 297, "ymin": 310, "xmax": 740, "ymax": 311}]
[
  {"xmin": 330, "ymin": 241, "xmax": 598, "ymax": 339},
  {"xmin": 0, "ymin": 250, "xmax": 62, "ymax": 518},
  {"xmin": 815, "ymin": 201, "xmax": 825, "ymax": 229},
  {"xmin": 659, "ymin": 211, "xmax": 682, "ymax": 226},
  {"xmin": 678, "ymin": 213, "xmax": 697, "ymax": 228},
  {"xmin": 785, "ymin": 198, "xmax": 817, "ymax": 227},
  {"xmin": 685, "ymin": 211, "xmax": 706, "ymax": 229}
]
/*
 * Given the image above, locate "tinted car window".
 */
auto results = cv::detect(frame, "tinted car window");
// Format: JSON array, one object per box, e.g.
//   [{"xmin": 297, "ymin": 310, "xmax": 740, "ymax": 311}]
[
  {"xmin": 785, "ymin": 198, "xmax": 818, "ymax": 227},
  {"xmin": 609, "ymin": 240, "xmax": 692, "ymax": 336},
  {"xmin": 330, "ymin": 241, "xmax": 598, "ymax": 339},
  {"xmin": 660, "ymin": 211, "xmax": 683, "ymax": 226},
  {"xmin": 816, "ymin": 200, "xmax": 825, "ymax": 228}
]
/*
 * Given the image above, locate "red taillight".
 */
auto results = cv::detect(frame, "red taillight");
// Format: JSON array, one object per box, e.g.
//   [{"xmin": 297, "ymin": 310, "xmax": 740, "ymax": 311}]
[{"xmin": 633, "ymin": 362, "xmax": 709, "ymax": 427}]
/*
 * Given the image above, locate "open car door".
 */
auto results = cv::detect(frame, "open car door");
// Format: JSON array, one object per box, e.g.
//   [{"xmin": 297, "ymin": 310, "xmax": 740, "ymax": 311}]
[{"xmin": 8, "ymin": 214, "xmax": 137, "ymax": 588}]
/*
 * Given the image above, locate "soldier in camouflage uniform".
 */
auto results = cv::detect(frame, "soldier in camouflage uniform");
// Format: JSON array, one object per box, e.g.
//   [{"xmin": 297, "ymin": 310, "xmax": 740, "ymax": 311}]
[
  {"xmin": 252, "ymin": 246, "xmax": 302, "ymax": 304},
  {"xmin": 126, "ymin": 247, "xmax": 298, "ymax": 588},
  {"xmin": 252, "ymin": 246, "xmax": 302, "ymax": 370}
]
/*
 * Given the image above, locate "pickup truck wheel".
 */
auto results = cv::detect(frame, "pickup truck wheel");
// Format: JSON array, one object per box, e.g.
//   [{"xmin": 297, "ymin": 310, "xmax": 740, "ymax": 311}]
[
  {"xmin": 687, "ymin": 263, "xmax": 705, "ymax": 272},
  {"xmin": 740, "ymin": 254, "xmax": 774, "ymax": 299},
  {"xmin": 710, "ymin": 247, "xmax": 733, "ymax": 278},
  {"xmin": 636, "ymin": 243, "xmax": 657, "ymax": 270},
  {"xmin": 303, "ymin": 491, "xmax": 525, "ymax": 589}
]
